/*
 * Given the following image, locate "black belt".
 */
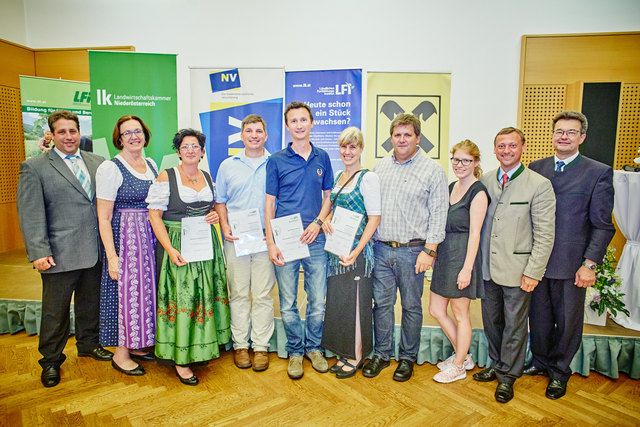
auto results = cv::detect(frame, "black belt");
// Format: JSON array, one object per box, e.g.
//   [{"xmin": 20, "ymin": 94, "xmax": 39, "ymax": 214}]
[{"xmin": 379, "ymin": 239, "xmax": 425, "ymax": 248}]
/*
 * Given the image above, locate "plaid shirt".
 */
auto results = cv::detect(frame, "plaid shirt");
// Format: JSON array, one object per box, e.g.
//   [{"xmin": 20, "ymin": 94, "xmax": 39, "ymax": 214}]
[{"xmin": 373, "ymin": 149, "xmax": 448, "ymax": 244}]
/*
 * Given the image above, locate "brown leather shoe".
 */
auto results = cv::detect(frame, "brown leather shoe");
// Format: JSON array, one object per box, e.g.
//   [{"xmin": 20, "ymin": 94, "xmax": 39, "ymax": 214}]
[
  {"xmin": 234, "ymin": 348, "xmax": 251, "ymax": 369},
  {"xmin": 253, "ymin": 351, "xmax": 269, "ymax": 372}
]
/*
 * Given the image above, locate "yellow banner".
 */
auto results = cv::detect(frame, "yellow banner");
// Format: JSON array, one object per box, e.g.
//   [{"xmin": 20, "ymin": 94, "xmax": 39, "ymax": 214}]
[{"xmin": 365, "ymin": 73, "xmax": 451, "ymax": 173}]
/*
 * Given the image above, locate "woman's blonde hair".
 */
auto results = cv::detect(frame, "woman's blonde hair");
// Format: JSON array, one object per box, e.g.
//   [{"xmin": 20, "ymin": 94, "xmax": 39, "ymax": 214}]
[
  {"xmin": 451, "ymin": 139, "xmax": 482, "ymax": 178},
  {"xmin": 337, "ymin": 126, "xmax": 364, "ymax": 148}
]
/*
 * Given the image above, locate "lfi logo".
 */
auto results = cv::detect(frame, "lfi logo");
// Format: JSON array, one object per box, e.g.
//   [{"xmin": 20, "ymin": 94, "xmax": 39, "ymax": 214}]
[
  {"xmin": 335, "ymin": 83, "xmax": 352, "ymax": 95},
  {"xmin": 74, "ymin": 91, "xmax": 91, "ymax": 103},
  {"xmin": 96, "ymin": 89, "xmax": 112, "ymax": 105}
]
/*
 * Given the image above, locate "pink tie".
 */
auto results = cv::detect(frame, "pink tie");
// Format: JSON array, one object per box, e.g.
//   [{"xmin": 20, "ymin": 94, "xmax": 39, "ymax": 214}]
[{"xmin": 502, "ymin": 173, "xmax": 509, "ymax": 189}]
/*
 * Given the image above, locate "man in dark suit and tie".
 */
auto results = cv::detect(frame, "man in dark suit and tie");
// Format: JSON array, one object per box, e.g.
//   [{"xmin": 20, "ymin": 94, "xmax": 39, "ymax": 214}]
[
  {"xmin": 525, "ymin": 111, "xmax": 615, "ymax": 399},
  {"xmin": 17, "ymin": 110, "xmax": 113, "ymax": 388}
]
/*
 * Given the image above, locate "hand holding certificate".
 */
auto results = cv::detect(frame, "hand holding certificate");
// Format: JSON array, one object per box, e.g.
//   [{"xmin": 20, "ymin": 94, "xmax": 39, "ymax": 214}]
[
  {"xmin": 270, "ymin": 213, "xmax": 310, "ymax": 262},
  {"xmin": 181, "ymin": 216, "xmax": 213, "ymax": 262},
  {"xmin": 229, "ymin": 208, "xmax": 267, "ymax": 256},
  {"xmin": 324, "ymin": 206, "xmax": 363, "ymax": 257}
]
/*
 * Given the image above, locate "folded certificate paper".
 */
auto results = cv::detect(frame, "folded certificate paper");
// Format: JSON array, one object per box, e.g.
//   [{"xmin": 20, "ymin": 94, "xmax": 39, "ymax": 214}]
[
  {"xmin": 181, "ymin": 216, "xmax": 213, "ymax": 263},
  {"xmin": 324, "ymin": 206, "xmax": 363, "ymax": 257},
  {"xmin": 229, "ymin": 208, "xmax": 267, "ymax": 256},
  {"xmin": 270, "ymin": 213, "xmax": 310, "ymax": 262}
]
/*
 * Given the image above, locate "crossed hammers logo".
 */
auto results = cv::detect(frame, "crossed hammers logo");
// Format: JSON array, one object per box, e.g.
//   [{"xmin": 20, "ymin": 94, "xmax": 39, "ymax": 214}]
[{"xmin": 379, "ymin": 100, "xmax": 437, "ymax": 153}]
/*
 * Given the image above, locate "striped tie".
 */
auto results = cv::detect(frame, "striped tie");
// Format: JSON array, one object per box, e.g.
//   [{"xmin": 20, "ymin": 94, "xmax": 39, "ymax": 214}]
[
  {"xmin": 555, "ymin": 160, "xmax": 565, "ymax": 172},
  {"xmin": 65, "ymin": 154, "xmax": 92, "ymax": 198}
]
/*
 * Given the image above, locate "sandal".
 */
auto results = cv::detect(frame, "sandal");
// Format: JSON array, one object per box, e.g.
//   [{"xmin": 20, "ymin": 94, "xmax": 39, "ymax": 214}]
[{"xmin": 329, "ymin": 358, "xmax": 347, "ymax": 374}]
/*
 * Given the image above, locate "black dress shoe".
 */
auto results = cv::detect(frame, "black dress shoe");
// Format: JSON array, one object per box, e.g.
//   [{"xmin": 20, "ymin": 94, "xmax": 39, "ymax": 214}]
[
  {"xmin": 362, "ymin": 355, "xmax": 390, "ymax": 378},
  {"xmin": 176, "ymin": 371, "xmax": 199, "ymax": 386},
  {"xmin": 78, "ymin": 347, "xmax": 114, "ymax": 361},
  {"xmin": 545, "ymin": 379, "xmax": 567, "ymax": 400},
  {"xmin": 473, "ymin": 367, "xmax": 497, "ymax": 382},
  {"xmin": 41, "ymin": 365, "xmax": 60, "ymax": 388},
  {"xmin": 129, "ymin": 352, "xmax": 155, "ymax": 362},
  {"xmin": 335, "ymin": 359, "xmax": 364, "ymax": 379},
  {"xmin": 523, "ymin": 365, "xmax": 547, "ymax": 376},
  {"xmin": 393, "ymin": 360, "xmax": 414, "ymax": 382},
  {"xmin": 495, "ymin": 382, "xmax": 514, "ymax": 403},
  {"xmin": 111, "ymin": 360, "xmax": 145, "ymax": 376}
]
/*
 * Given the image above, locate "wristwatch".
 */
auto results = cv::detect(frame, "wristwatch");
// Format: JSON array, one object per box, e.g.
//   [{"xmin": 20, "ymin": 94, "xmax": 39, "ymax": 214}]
[
  {"xmin": 581, "ymin": 261, "xmax": 597, "ymax": 271},
  {"xmin": 422, "ymin": 247, "xmax": 436, "ymax": 257},
  {"xmin": 313, "ymin": 218, "xmax": 323, "ymax": 226}
]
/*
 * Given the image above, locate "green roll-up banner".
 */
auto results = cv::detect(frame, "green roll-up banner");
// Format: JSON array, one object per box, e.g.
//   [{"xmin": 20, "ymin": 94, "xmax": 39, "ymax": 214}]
[
  {"xmin": 89, "ymin": 51, "xmax": 178, "ymax": 167},
  {"xmin": 19, "ymin": 76, "xmax": 91, "ymax": 159}
]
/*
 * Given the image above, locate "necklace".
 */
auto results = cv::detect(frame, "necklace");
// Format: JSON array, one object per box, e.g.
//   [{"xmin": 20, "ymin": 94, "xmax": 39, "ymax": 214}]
[{"xmin": 180, "ymin": 166, "xmax": 199, "ymax": 183}]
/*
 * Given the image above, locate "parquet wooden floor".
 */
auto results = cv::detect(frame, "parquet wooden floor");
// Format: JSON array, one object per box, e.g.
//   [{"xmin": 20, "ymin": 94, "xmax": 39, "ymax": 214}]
[{"xmin": 1, "ymin": 332, "xmax": 639, "ymax": 426}]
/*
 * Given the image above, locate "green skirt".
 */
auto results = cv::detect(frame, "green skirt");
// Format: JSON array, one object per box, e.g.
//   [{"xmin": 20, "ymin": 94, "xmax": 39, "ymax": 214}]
[{"xmin": 155, "ymin": 220, "xmax": 231, "ymax": 365}]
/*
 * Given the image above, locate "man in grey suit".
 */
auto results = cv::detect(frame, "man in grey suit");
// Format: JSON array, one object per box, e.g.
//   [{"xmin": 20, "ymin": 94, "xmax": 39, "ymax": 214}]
[
  {"xmin": 473, "ymin": 127, "xmax": 556, "ymax": 403},
  {"xmin": 525, "ymin": 111, "xmax": 615, "ymax": 399},
  {"xmin": 17, "ymin": 110, "xmax": 113, "ymax": 388}
]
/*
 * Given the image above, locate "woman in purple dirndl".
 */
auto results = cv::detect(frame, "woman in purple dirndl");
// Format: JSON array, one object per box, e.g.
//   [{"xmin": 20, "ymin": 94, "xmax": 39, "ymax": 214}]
[{"xmin": 96, "ymin": 115, "xmax": 158, "ymax": 375}]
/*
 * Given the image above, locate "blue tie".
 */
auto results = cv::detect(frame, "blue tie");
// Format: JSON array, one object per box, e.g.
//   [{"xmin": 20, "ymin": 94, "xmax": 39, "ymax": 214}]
[
  {"xmin": 66, "ymin": 154, "xmax": 92, "ymax": 198},
  {"xmin": 555, "ymin": 161, "xmax": 565, "ymax": 172}
]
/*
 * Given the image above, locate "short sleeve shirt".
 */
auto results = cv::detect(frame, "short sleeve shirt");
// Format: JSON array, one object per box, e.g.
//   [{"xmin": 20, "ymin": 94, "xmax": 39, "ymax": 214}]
[{"xmin": 266, "ymin": 142, "xmax": 333, "ymax": 228}]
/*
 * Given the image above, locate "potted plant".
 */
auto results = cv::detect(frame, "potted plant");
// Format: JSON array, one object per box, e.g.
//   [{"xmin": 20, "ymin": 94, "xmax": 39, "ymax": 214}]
[{"xmin": 584, "ymin": 247, "xmax": 630, "ymax": 326}]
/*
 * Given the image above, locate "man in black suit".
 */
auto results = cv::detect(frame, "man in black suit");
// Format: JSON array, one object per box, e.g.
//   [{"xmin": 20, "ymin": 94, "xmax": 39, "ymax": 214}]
[
  {"xmin": 526, "ymin": 110, "xmax": 615, "ymax": 399},
  {"xmin": 17, "ymin": 110, "xmax": 113, "ymax": 388}
]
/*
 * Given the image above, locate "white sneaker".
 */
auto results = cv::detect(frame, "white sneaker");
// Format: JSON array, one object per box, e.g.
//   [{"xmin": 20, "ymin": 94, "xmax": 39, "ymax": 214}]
[
  {"xmin": 433, "ymin": 364, "xmax": 466, "ymax": 383},
  {"xmin": 437, "ymin": 353, "xmax": 475, "ymax": 371}
]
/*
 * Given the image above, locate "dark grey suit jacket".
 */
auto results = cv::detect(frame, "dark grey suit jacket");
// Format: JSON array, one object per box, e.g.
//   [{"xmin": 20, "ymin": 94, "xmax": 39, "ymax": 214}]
[
  {"xmin": 17, "ymin": 149, "xmax": 104, "ymax": 274},
  {"xmin": 528, "ymin": 154, "xmax": 615, "ymax": 279}
]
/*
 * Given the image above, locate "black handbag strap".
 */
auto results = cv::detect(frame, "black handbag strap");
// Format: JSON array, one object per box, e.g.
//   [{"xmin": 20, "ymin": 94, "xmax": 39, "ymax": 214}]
[{"xmin": 330, "ymin": 169, "xmax": 363, "ymax": 212}]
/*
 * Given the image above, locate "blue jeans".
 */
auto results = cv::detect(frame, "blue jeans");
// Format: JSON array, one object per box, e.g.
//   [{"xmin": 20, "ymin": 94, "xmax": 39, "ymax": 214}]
[
  {"xmin": 275, "ymin": 240, "xmax": 327, "ymax": 356},
  {"xmin": 372, "ymin": 242, "xmax": 425, "ymax": 362}
]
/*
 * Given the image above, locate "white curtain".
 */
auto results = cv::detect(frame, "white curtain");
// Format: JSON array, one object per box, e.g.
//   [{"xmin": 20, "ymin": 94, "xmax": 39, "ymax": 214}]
[{"xmin": 611, "ymin": 171, "xmax": 640, "ymax": 331}]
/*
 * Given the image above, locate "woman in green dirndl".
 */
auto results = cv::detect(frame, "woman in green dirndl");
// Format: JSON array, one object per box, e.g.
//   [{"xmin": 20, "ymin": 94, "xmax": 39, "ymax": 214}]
[{"xmin": 147, "ymin": 129, "xmax": 230, "ymax": 385}]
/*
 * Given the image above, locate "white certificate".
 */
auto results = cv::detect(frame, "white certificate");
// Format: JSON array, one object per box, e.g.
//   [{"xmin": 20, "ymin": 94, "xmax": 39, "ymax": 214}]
[
  {"xmin": 229, "ymin": 208, "xmax": 267, "ymax": 256},
  {"xmin": 324, "ymin": 206, "xmax": 363, "ymax": 257},
  {"xmin": 270, "ymin": 213, "xmax": 310, "ymax": 262},
  {"xmin": 181, "ymin": 216, "xmax": 213, "ymax": 263}
]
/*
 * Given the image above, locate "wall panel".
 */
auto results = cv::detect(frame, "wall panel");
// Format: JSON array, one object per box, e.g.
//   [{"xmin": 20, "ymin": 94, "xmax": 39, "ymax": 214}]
[
  {"xmin": 616, "ymin": 83, "xmax": 640, "ymax": 169},
  {"xmin": 0, "ymin": 40, "xmax": 35, "ymax": 88},
  {"xmin": 35, "ymin": 46, "xmax": 134, "ymax": 82}
]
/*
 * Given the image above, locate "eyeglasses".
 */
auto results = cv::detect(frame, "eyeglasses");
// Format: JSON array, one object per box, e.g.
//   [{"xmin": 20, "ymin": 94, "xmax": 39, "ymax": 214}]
[
  {"xmin": 451, "ymin": 157, "xmax": 474, "ymax": 166},
  {"xmin": 179, "ymin": 144, "xmax": 201, "ymax": 151},
  {"xmin": 553, "ymin": 129, "xmax": 581, "ymax": 137},
  {"xmin": 122, "ymin": 129, "xmax": 144, "ymax": 138}
]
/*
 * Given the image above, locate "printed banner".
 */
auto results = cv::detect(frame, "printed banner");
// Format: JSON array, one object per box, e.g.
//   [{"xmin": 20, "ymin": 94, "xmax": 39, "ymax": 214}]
[
  {"xmin": 89, "ymin": 51, "xmax": 178, "ymax": 168},
  {"xmin": 190, "ymin": 67, "xmax": 284, "ymax": 178},
  {"xmin": 365, "ymin": 72, "xmax": 451, "ymax": 171},
  {"xmin": 19, "ymin": 76, "xmax": 92, "ymax": 159},
  {"xmin": 285, "ymin": 69, "xmax": 362, "ymax": 173}
]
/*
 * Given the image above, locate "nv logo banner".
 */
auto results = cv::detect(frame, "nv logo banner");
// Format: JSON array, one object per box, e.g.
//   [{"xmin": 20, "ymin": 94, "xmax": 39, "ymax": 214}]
[
  {"xmin": 199, "ymin": 101, "xmax": 283, "ymax": 178},
  {"xmin": 375, "ymin": 95, "xmax": 442, "ymax": 159},
  {"xmin": 210, "ymin": 69, "xmax": 241, "ymax": 93}
]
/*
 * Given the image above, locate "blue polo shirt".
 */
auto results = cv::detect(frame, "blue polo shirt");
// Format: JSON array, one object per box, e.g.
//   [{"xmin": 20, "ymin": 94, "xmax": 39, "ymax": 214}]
[
  {"xmin": 266, "ymin": 142, "xmax": 333, "ymax": 229},
  {"xmin": 215, "ymin": 149, "xmax": 269, "ymax": 228}
]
